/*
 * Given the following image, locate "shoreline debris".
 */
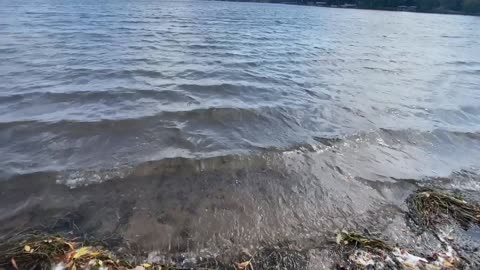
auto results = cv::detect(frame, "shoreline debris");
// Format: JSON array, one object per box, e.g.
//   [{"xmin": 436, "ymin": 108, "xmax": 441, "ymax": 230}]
[
  {"xmin": 407, "ymin": 188, "xmax": 480, "ymax": 230},
  {"xmin": 335, "ymin": 230, "xmax": 462, "ymax": 269},
  {"xmin": 0, "ymin": 233, "xmax": 307, "ymax": 270},
  {"xmin": 0, "ymin": 188, "xmax": 478, "ymax": 269},
  {"xmin": 335, "ymin": 230, "xmax": 392, "ymax": 252},
  {"xmin": 0, "ymin": 234, "xmax": 133, "ymax": 270}
]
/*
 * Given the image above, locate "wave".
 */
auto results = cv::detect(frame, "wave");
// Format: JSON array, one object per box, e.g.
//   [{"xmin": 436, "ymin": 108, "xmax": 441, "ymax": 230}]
[
  {"xmin": 0, "ymin": 105, "xmax": 278, "ymax": 128},
  {"xmin": 444, "ymin": 60, "xmax": 480, "ymax": 66},
  {"xmin": 0, "ymin": 88, "xmax": 190, "ymax": 104},
  {"xmin": 2, "ymin": 127, "xmax": 480, "ymax": 186}
]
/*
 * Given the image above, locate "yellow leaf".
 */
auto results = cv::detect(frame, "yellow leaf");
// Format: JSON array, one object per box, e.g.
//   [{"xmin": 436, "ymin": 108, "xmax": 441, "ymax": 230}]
[
  {"xmin": 73, "ymin": 247, "xmax": 91, "ymax": 259},
  {"xmin": 89, "ymin": 252, "xmax": 101, "ymax": 258},
  {"xmin": 98, "ymin": 260, "xmax": 103, "ymax": 266},
  {"xmin": 142, "ymin": 263, "xmax": 152, "ymax": 268},
  {"xmin": 24, "ymin": 245, "xmax": 31, "ymax": 252}
]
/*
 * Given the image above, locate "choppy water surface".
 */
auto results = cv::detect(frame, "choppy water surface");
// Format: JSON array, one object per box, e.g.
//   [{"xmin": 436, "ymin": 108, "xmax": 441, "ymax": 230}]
[{"xmin": 1, "ymin": 0, "xmax": 480, "ymax": 266}]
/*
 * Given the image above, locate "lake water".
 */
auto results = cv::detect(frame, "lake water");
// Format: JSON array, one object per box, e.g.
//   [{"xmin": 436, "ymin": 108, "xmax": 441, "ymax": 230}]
[{"xmin": 0, "ymin": 0, "xmax": 480, "ymax": 266}]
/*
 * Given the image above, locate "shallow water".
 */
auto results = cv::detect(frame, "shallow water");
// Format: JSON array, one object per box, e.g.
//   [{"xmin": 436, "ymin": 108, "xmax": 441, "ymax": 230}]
[{"xmin": 1, "ymin": 0, "xmax": 480, "ymax": 267}]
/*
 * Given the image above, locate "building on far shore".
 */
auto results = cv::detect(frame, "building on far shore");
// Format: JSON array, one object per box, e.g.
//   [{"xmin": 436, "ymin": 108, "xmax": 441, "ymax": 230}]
[
  {"xmin": 315, "ymin": 1, "xmax": 328, "ymax": 6},
  {"xmin": 397, "ymin": 5, "xmax": 417, "ymax": 11}
]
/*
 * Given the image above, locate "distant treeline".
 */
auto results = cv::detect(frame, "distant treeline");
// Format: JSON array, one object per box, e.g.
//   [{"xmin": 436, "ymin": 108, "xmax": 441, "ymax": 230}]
[
  {"xmin": 221, "ymin": 0, "xmax": 480, "ymax": 14},
  {"xmin": 353, "ymin": 0, "xmax": 480, "ymax": 13}
]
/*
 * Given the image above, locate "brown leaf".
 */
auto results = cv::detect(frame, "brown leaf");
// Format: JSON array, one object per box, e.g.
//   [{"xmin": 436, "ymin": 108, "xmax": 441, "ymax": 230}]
[{"xmin": 64, "ymin": 251, "xmax": 75, "ymax": 263}]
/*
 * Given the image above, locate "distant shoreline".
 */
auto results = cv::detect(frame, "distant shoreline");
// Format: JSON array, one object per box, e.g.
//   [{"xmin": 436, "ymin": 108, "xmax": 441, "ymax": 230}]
[{"xmin": 212, "ymin": 0, "xmax": 480, "ymax": 16}]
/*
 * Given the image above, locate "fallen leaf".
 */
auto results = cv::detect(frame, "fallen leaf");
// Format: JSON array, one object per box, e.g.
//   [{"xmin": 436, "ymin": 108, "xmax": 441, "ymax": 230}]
[
  {"xmin": 90, "ymin": 252, "xmax": 101, "ymax": 258},
  {"xmin": 11, "ymin": 258, "xmax": 18, "ymax": 270},
  {"xmin": 24, "ymin": 245, "xmax": 31, "ymax": 252},
  {"xmin": 73, "ymin": 247, "xmax": 91, "ymax": 259},
  {"xmin": 142, "ymin": 263, "xmax": 152, "ymax": 268},
  {"xmin": 444, "ymin": 261, "xmax": 454, "ymax": 267},
  {"xmin": 236, "ymin": 261, "xmax": 251, "ymax": 270},
  {"xmin": 64, "ymin": 251, "xmax": 75, "ymax": 264}
]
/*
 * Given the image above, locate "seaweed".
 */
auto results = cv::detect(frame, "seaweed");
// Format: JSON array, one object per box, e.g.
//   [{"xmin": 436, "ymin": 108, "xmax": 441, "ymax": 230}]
[
  {"xmin": 0, "ymin": 233, "xmax": 73, "ymax": 270},
  {"xmin": 407, "ymin": 188, "xmax": 480, "ymax": 230},
  {"xmin": 335, "ymin": 230, "xmax": 393, "ymax": 252},
  {"xmin": 0, "ymin": 232, "xmax": 133, "ymax": 270}
]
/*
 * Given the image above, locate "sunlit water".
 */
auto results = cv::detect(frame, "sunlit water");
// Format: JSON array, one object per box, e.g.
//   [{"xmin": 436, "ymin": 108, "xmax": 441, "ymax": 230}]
[{"xmin": 0, "ymin": 0, "xmax": 480, "ymax": 266}]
